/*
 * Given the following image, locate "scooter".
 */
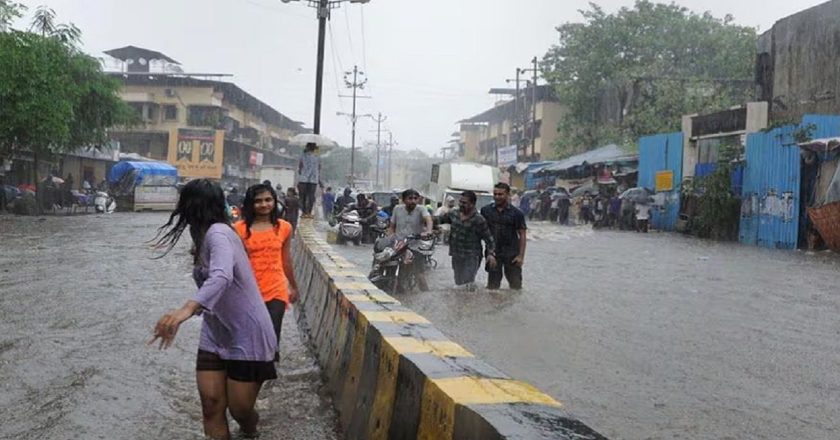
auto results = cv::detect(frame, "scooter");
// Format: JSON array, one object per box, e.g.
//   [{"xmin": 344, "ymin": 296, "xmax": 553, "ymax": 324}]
[
  {"xmin": 337, "ymin": 210, "xmax": 363, "ymax": 245},
  {"xmin": 94, "ymin": 191, "xmax": 117, "ymax": 213}
]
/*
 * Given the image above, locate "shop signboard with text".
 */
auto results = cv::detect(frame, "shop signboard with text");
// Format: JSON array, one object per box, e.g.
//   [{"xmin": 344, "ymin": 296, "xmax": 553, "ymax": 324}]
[{"xmin": 167, "ymin": 128, "xmax": 225, "ymax": 179}]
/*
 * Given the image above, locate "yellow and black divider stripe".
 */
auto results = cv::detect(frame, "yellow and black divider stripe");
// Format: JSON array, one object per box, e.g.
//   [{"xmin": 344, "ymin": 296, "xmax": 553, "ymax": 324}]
[{"xmin": 293, "ymin": 219, "xmax": 608, "ymax": 440}]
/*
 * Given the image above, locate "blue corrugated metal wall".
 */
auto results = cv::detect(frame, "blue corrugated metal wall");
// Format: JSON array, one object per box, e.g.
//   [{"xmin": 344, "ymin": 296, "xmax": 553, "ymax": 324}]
[
  {"xmin": 638, "ymin": 132, "xmax": 684, "ymax": 231},
  {"xmin": 740, "ymin": 115, "xmax": 840, "ymax": 249}
]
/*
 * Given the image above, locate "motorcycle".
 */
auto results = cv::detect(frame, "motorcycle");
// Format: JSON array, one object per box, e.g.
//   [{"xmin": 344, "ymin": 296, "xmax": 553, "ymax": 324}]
[
  {"xmin": 369, "ymin": 211, "xmax": 390, "ymax": 239},
  {"xmin": 337, "ymin": 210, "xmax": 363, "ymax": 245},
  {"xmin": 368, "ymin": 234, "xmax": 436, "ymax": 293},
  {"xmin": 93, "ymin": 191, "xmax": 117, "ymax": 213}
]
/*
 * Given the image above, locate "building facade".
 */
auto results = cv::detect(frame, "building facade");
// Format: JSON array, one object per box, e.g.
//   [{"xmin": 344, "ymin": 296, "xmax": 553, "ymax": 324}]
[
  {"xmin": 456, "ymin": 85, "xmax": 564, "ymax": 165},
  {"xmin": 756, "ymin": 0, "xmax": 840, "ymax": 123},
  {"xmin": 106, "ymin": 47, "xmax": 305, "ymax": 189}
]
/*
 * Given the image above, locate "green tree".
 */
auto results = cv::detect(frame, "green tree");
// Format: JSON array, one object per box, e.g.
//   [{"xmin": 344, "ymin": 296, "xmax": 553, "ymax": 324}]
[
  {"xmin": 0, "ymin": 6, "xmax": 133, "ymax": 210},
  {"xmin": 319, "ymin": 146, "xmax": 372, "ymax": 185},
  {"xmin": 0, "ymin": 1, "xmax": 25, "ymax": 31},
  {"xmin": 543, "ymin": 1, "xmax": 756, "ymax": 157}
]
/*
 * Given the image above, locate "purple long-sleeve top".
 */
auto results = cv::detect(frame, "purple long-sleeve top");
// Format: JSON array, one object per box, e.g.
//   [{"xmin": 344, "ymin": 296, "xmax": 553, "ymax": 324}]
[{"xmin": 193, "ymin": 223, "xmax": 277, "ymax": 361}]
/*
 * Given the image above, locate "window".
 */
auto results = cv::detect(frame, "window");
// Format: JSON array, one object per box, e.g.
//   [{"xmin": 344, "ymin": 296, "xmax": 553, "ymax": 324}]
[{"xmin": 164, "ymin": 105, "xmax": 178, "ymax": 121}]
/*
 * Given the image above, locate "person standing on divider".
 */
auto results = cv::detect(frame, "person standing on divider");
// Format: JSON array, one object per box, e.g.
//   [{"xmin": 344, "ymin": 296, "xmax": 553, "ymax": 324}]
[
  {"xmin": 297, "ymin": 142, "xmax": 321, "ymax": 218},
  {"xmin": 149, "ymin": 179, "xmax": 277, "ymax": 440},
  {"xmin": 235, "ymin": 183, "xmax": 300, "ymax": 362}
]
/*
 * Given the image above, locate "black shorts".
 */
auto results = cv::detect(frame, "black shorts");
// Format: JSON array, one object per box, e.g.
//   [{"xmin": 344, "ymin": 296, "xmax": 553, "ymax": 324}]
[{"xmin": 196, "ymin": 350, "xmax": 277, "ymax": 383}]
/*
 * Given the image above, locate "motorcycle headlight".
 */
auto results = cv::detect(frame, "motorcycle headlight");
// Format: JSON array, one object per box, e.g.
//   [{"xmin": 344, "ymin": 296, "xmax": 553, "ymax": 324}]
[{"xmin": 375, "ymin": 248, "xmax": 395, "ymax": 262}]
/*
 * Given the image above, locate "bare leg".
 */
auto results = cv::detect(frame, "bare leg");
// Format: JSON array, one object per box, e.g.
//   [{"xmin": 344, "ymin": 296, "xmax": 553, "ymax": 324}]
[
  {"xmin": 197, "ymin": 370, "xmax": 230, "ymax": 440},
  {"xmin": 227, "ymin": 379, "xmax": 263, "ymax": 437}
]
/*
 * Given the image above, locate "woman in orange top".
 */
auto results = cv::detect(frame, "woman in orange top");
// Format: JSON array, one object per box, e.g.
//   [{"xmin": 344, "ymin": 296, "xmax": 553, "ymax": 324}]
[{"xmin": 235, "ymin": 183, "xmax": 300, "ymax": 359}]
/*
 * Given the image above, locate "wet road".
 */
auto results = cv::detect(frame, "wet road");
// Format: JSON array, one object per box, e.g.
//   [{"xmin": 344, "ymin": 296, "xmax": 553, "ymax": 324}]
[
  {"xmin": 331, "ymin": 222, "xmax": 840, "ymax": 440},
  {"xmin": 0, "ymin": 213, "xmax": 339, "ymax": 440}
]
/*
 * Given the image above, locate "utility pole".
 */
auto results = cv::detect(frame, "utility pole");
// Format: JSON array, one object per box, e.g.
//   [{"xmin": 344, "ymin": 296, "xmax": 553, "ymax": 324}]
[
  {"xmin": 280, "ymin": 0, "xmax": 372, "ymax": 134},
  {"xmin": 338, "ymin": 65, "xmax": 369, "ymax": 186},
  {"xmin": 531, "ymin": 56, "xmax": 538, "ymax": 160},
  {"xmin": 506, "ymin": 68, "xmax": 527, "ymax": 163},
  {"xmin": 368, "ymin": 113, "xmax": 387, "ymax": 188}
]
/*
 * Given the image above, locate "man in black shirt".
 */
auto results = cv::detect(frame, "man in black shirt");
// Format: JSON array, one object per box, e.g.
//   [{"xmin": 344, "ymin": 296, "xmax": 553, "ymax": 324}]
[{"xmin": 480, "ymin": 182, "xmax": 527, "ymax": 290}]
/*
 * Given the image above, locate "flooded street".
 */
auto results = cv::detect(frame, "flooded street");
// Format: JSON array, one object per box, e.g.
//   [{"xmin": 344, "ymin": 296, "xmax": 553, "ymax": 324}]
[
  {"xmin": 331, "ymin": 222, "xmax": 840, "ymax": 440},
  {"xmin": 0, "ymin": 213, "xmax": 339, "ymax": 440}
]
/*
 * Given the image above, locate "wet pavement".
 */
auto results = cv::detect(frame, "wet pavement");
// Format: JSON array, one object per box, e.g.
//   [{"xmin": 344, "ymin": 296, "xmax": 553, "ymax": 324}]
[
  {"xmin": 330, "ymin": 222, "xmax": 840, "ymax": 440},
  {"xmin": 0, "ymin": 213, "xmax": 340, "ymax": 440}
]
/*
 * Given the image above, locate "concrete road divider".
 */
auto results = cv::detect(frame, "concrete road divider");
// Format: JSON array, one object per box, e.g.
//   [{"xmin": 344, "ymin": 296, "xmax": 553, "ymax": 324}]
[{"xmin": 293, "ymin": 220, "xmax": 608, "ymax": 440}]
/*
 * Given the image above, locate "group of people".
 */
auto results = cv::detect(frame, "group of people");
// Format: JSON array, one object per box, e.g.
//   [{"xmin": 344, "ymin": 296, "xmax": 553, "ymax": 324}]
[
  {"xmin": 382, "ymin": 183, "xmax": 528, "ymax": 292},
  {"xmin": 516, "ymin": 188, "xmax": 652, "ymax": 233},
  {"xmin": 150, "ymin": 180, "xmax": 300, "ymax": 439}
]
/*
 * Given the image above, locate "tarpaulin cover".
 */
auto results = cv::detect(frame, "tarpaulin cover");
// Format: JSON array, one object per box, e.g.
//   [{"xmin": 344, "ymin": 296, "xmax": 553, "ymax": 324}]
[{"xmin": 108, "ymin": 161, "xmax": 178, "ymax": 186}]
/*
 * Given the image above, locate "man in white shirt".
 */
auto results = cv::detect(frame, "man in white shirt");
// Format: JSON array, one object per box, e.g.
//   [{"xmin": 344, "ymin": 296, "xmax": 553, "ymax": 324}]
[{"xmin": 635, "ymin": 203, "xmax": 651, "ymax": 233}]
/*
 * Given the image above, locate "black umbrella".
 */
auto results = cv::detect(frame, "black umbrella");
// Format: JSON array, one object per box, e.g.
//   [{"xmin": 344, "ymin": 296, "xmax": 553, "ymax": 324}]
[{"xmin": 619, "ymin": 187, "xmax": 654, "ymax": 204}]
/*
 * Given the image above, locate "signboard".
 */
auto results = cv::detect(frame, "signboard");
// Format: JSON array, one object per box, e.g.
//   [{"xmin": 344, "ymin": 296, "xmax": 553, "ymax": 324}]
[
  {"xmin": 655, "ymin": 170, "xmax": 674, "ymax": 192},
  {"xmin": 167, "ymin": 128, "xmax": 224, "ymax": 179},
  {"xmin": 498, "ymin": 145, "xmax": 518, "ymax": 168}
]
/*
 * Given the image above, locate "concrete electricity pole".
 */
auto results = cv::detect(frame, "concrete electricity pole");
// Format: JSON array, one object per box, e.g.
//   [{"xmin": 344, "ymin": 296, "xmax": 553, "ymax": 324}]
[
  {"xmin": 531, "ymin": 56, "xmax": 538, "ymax": 159},
  {"xmin": 366, "ymin": 113, "xmax": 387, "ymax": 188},
  {"xmin": 280, "ymin": 0, "xmax": 371, "ymax": 134},
  {"xmin": 338, "ymin": 65, "xmax": 369, "ymax": 186}
]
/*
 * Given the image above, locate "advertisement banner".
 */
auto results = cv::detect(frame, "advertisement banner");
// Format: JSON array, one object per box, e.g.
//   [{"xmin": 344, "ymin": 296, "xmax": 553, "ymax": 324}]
[
  {"xmin": 655, "ymin": 170, "xmax": 674, "ymax": 192},
  {"xmin": 168, "ymin": 128, "xmax": 225, "ymax": 179},
  {"xmin": 498, "ymin": 145, "xmax": 518, "ymax": 168}
]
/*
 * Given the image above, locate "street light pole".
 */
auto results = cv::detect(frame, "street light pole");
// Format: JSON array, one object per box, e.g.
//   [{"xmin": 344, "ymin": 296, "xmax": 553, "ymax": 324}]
[
  {"xmin": 338, "ymin": 65, "xmax": 368, "ymax": 186},
  {"xmin": 313, "ymin": 0, "xmax": 329, "ymax": 134},
  {"xmin": 531, "ymin": 56, "xmax": 538, "ymax": 160},
  {"xmin": 369, "ymin": 113, "xmax": 387, "ymax": 188},
  {"xmin": 281, "ymin": 0, "xmax": 372, "ymax": 134}
]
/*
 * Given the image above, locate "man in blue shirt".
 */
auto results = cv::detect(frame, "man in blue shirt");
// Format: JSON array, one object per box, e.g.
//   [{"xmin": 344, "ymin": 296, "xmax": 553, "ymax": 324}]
[{"xmin": 322, "ymin": 187, "xmax": 335, "ymax": 220}]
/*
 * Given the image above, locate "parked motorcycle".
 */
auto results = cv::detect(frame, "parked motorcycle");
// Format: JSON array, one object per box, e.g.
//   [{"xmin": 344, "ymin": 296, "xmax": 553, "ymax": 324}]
[
  {"xmin": 368, "ymin": 234, "xmax": 436, "ymax": 293},
  {"xmin": 337, "ymin": 210, "xmax": 363, "ymax": 245},
  {"xmin": 94, "ymin": 191, "xmax": 117, "ymax": 213}
]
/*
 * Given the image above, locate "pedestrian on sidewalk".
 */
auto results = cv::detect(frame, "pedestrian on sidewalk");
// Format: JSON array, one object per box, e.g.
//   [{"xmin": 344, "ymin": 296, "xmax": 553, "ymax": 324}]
[
  {"xmin": 436, "ymin": 191, "xmax": 496, "ymax": 290},
  {"xmin": 235, "ymin": 183, "xmax": 300, "ymax": 362},
  {"xmin": 284, "ymin": 187, "xmax": 300, "ymax": 232},
  {"xmin": 149, "ymin": 178, "xmax": 277, "ymax": 440},
  {"xmin": 297, "ymin": 142, "xmax": 320, "ymax": 218},
  {"xmin": 480, "ymin": 183, "xmax": 527, "ymax": 290}
]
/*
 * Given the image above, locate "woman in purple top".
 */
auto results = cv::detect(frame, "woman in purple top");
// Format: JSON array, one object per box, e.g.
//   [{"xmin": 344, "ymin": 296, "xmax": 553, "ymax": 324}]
[{"xmin": 149, "ymin": 179, "xmax": 277, "ymax": 440}]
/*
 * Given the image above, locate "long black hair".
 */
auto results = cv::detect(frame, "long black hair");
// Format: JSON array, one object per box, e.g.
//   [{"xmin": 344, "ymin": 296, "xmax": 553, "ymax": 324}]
[
  {"xmin": 152, "ymin": 179, "xmax": 229, "ymax": 263},
  {"xmin": 242, "ymin": 183, "xmax": 284, "ymax": 239}
]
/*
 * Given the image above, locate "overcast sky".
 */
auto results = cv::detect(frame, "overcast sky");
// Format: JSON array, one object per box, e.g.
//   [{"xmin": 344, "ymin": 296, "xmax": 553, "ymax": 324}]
[{"xmin": 14, "ymin": 0, "xmax": 827, "ymax": 155}]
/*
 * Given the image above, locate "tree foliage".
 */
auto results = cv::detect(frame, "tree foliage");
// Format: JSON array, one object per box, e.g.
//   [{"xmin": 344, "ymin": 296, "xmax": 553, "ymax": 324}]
[
  {"xmin": 543, "ymin": 1, "xmax": 757, "ymax": 157},
  {"xmin": 0, "ymin": 7, "xmax": 133, "ymax": 159},
  {"xmin": 320, "ymin": 146, "xmax": 372, "ymax": 185},
  {"xmin": 682, "ymin": 142, "xmax": 741, "ymax": 240}
]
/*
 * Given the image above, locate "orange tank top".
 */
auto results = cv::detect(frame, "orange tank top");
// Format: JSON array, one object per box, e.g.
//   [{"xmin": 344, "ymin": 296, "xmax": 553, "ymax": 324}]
[{"xmin": 234, "ymin": 220, "xmax": 293, "ymax": 304}]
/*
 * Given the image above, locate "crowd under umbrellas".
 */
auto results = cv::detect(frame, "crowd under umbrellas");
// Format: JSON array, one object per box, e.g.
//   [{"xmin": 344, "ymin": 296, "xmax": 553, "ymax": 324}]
[{"xmin": 515, "ymin": 185, "xmax": 655, "ymax": 233}]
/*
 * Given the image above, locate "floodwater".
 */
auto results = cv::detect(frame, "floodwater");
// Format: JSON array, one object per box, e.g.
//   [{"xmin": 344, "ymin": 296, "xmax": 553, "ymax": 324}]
[
  {"xmin": 0, "ymin": 213, "xmax": 340, "ymax": 440},
  {"xmin": 332, "ymin": 222, "xmax": 840, "ymax": 440}
]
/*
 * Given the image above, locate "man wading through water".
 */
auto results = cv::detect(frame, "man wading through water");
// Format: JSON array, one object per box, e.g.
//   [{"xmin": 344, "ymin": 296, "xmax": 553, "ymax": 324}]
[
  {"xmin": 436, "ymin": 191, "xmax": 496, "ymax": 291},
  {"xmin": 387, "ymin": 188, "xmax": 433, "ymax": 292},
  {"xmin": 480, "ymin": 183, "xmax": 527, "ymax": 290}
]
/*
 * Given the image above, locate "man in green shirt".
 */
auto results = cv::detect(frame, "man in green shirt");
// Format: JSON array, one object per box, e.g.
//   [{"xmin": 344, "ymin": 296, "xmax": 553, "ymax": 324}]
[{"xmin": 437, "ymin": 191, "xmax": 496, "ymax": 291}]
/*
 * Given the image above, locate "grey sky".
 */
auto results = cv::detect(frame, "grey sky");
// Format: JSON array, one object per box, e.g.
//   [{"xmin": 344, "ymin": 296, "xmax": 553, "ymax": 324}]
[{"xmin": 16, "ymin": 0, "xmax": 827, "ymax": 155}]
